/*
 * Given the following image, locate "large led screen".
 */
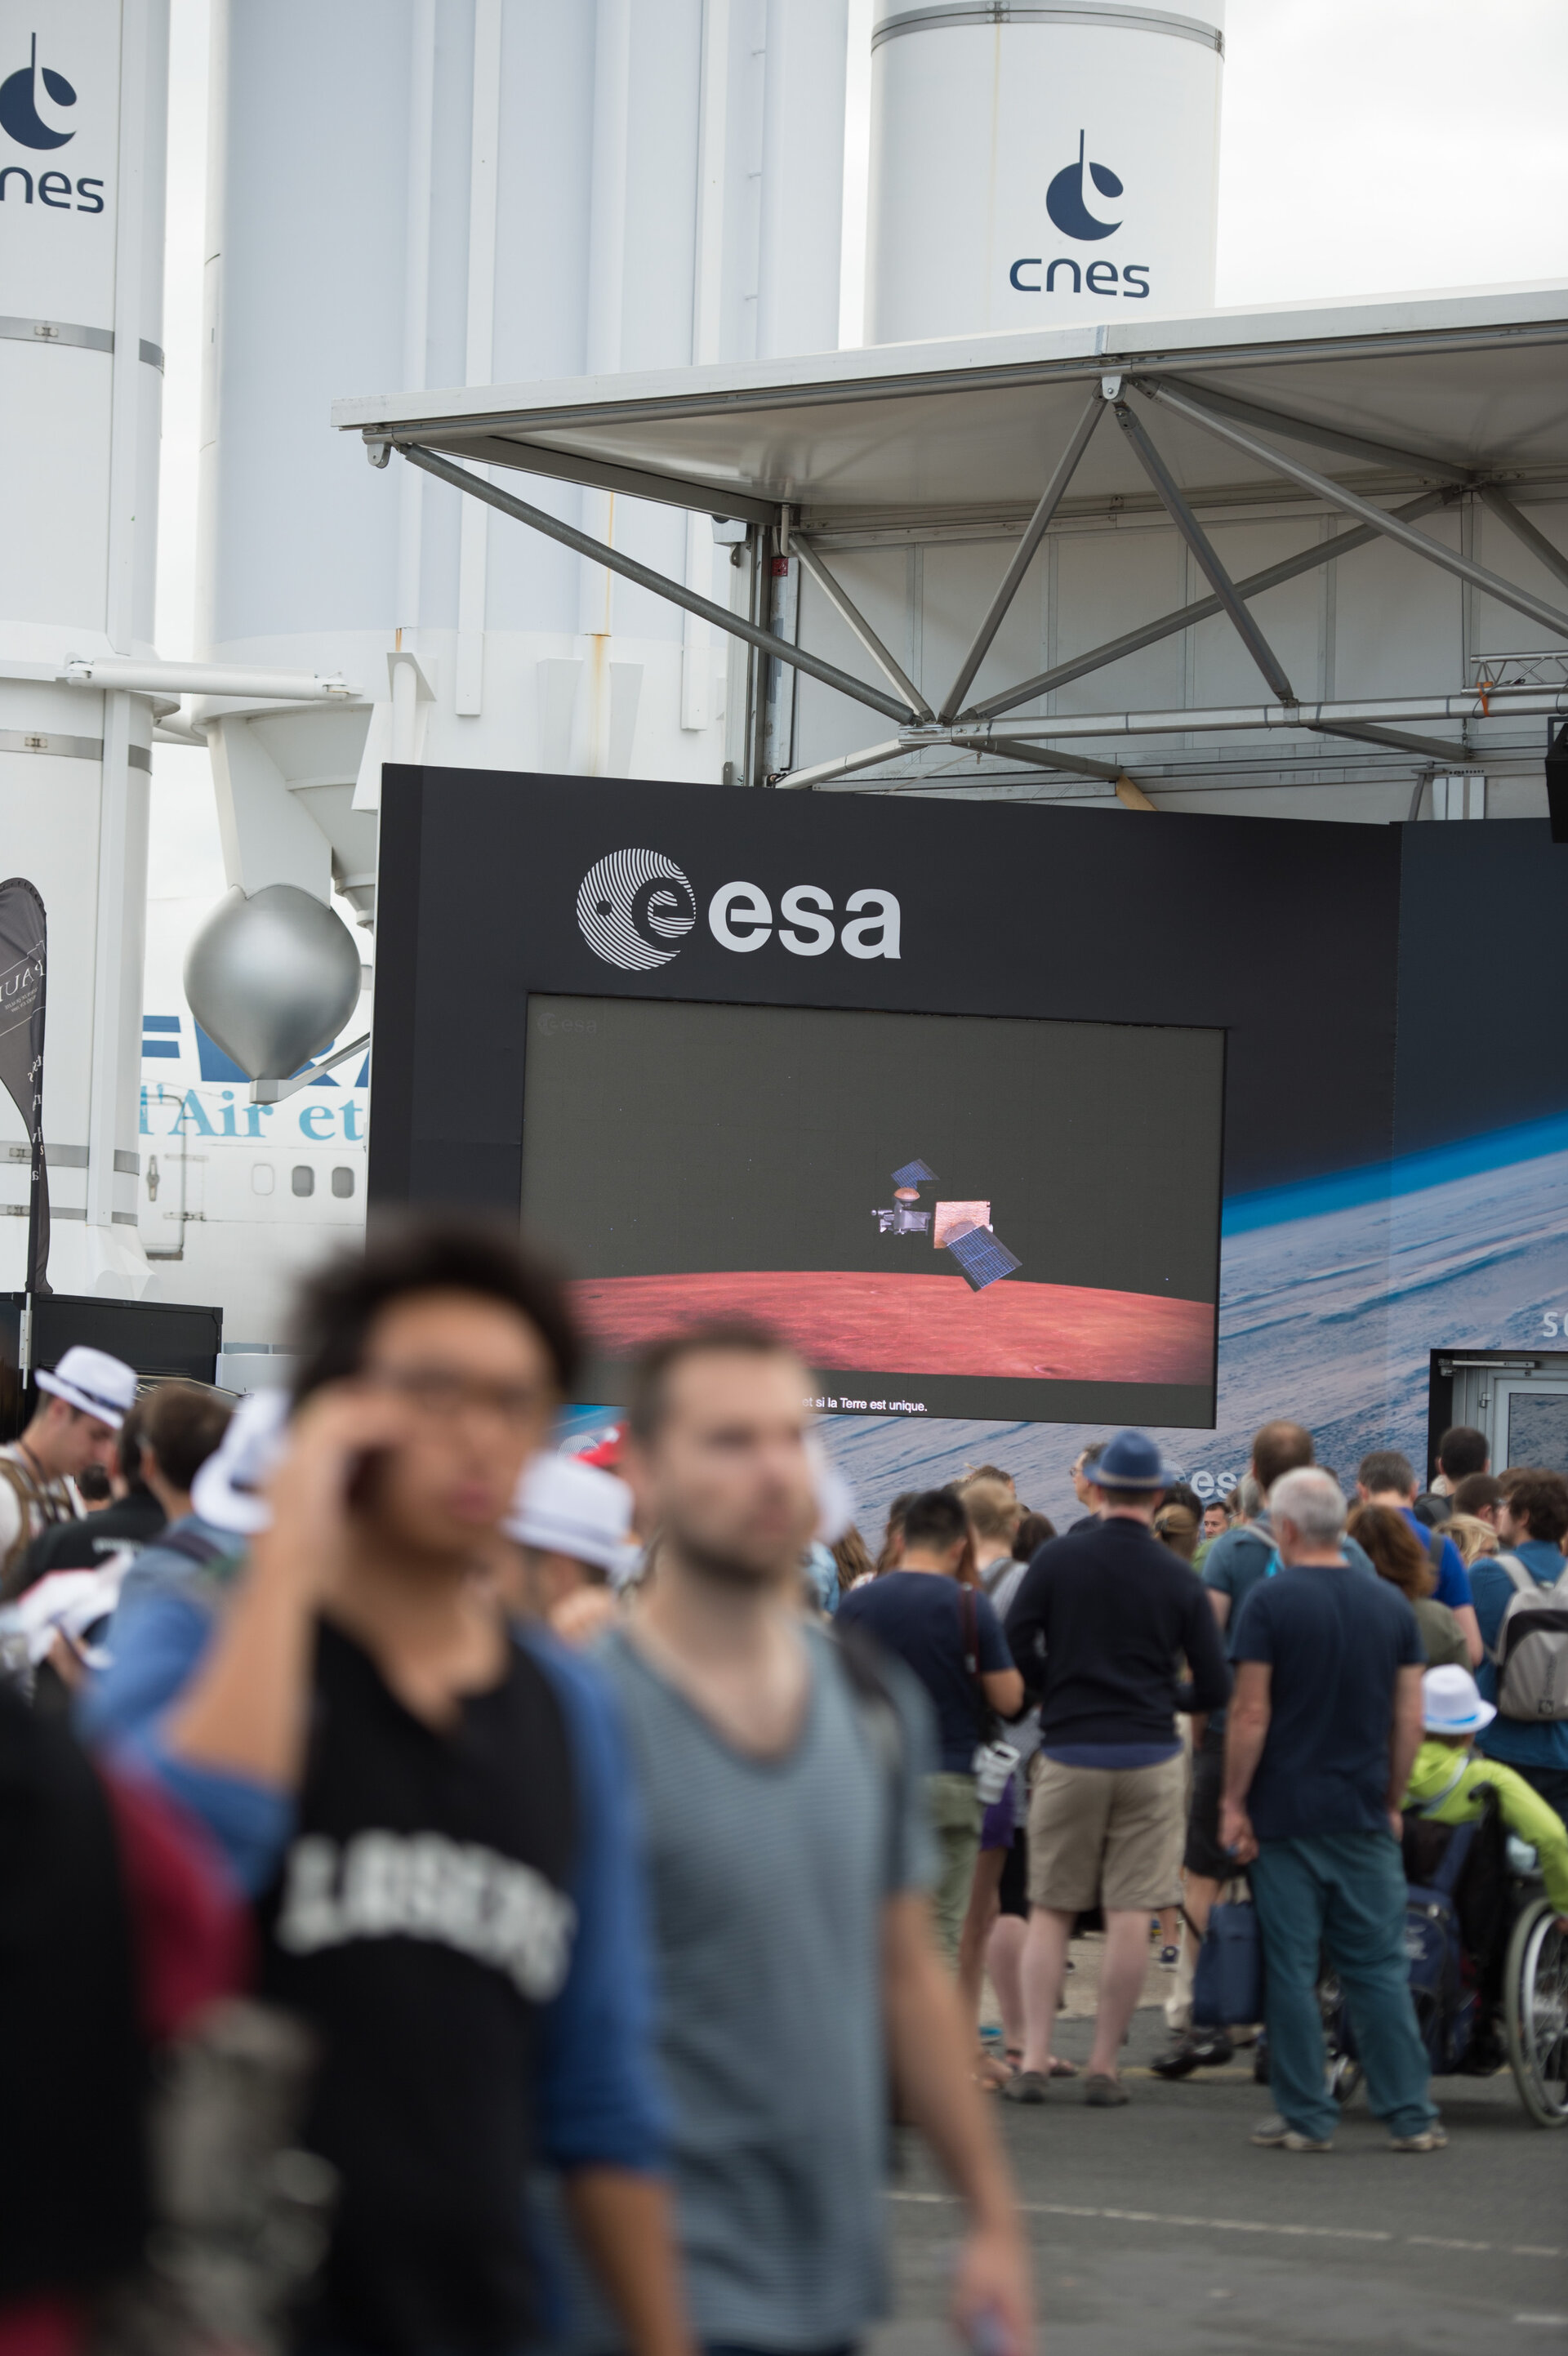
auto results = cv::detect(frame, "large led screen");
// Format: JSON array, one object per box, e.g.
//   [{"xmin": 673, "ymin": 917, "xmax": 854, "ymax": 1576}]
[{"xmin": 520, "ymin": 995, "xmax": 1224, "ymax": 1425}]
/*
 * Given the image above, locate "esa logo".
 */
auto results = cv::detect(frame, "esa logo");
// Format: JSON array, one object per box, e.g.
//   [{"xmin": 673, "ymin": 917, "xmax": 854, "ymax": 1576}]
[
  {"xmin": 1009, "ymin": 130, "xmax": 1148, "ymax": 302},
  {"xmin": 0, "ymin": 32, "xmax": 105, "ymax": 212},
  {"xmin": 577, "ymin": 849, "xmax": 901, "ymax": 969}
]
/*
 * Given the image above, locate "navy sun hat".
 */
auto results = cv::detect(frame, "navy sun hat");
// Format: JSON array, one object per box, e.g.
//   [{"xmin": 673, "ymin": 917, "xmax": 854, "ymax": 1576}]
[{"xmin": 1089, "ymin": 1428, "xmax": 1179, "ymax": 1490}]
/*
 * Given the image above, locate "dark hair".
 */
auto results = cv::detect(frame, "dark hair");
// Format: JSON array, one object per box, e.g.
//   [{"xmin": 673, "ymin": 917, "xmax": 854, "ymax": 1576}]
[
  {"xmin": 875, "ymin": 1491, "xmax": 918, "ymax": 1575},
  {"xmin": 1100, "ymin": 1484, "xmax": 1159, "ymax": 1508},
  {"xmin": 900, "ymin": 1489, "xmax": 970, "ymax": 1557},
  {"xmin": 1503, "ymin": 1469, "xmax": 1568, "ymax": 1548},
  {"xmin": 1348, "ymin": 1503, "xmax": 1433, "ymax": 1600},
  {"xmin": 1076, "ymin": 1442, "xmax": 1104, "ymax": 1472},
  {"xmin": 1164, "ymin": 1481, "xmax": 1203, "ymax": 1523},
  {"xmin": 1437, "ymin": 1424, "xmax": 1489, "ymax": 1482},
  {"xmin": 1358, "ymin": 1449, "xmax": 1415, "ymax": 1499},
  {"xmin": 115, "ymin": 1400, "xmax": 148, "ymax": 1485},
  {"xmin": 1013, "ymin": 1510, "xmax": 1055, "ymax": 1560},
  {"xmin": 625, "ymin": 1322, "xmax": 793, "ymax": 1443},
  {"xmin": 1252, "ymin": 1420, "xmax": 1314, "ymax": 1491},
  {"xmin": 137, "ymin": 1383, "xmax": 234, "ymax": 1494},
  {"xmin": 291, "ymin": 1219, "xmax": 579, "ymax": 1407},
  {"xmin": 1452, "ymin": 1472, "xmax": 1503, "ymax": 1517}
]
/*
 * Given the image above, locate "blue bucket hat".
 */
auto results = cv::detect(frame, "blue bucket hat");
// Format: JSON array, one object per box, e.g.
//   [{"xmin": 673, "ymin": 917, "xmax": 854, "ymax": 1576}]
[{"xmin": 1090, "ymin": 1428, "xmax": 1178, "ymax": 1490}]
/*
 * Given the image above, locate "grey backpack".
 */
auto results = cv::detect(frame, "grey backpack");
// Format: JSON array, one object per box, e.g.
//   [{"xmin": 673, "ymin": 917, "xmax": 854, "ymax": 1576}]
[{"xmin": 1489, "ymin": 1553, "xmax": 1568, "ymax": 1721}]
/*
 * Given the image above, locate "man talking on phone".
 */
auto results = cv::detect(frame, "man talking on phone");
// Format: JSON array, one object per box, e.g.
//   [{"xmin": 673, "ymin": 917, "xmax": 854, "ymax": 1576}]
[{"xmin": 83, "ymin": 1223, "xmax": 690, "ymax": 2356}]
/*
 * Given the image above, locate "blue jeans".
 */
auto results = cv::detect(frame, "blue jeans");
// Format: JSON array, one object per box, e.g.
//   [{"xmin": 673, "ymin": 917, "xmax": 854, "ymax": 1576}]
[{"xmin": 1250, "ymin": 1831, "xmax": 1436, "ymax": 2142}]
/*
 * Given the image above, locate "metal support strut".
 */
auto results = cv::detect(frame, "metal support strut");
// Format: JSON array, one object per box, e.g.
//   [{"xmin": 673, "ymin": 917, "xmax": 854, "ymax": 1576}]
[
  {"xmin": 789, "ymin": 536, "xmax": 934, "ymax": 720},
  {"xmin": 1113, "ymin": 402, "xmax": 1296, "ymax": 704},
  {"xmin": 937, "ymin": 388, "xmax": 1104, "ymax": 723},
  {"xmin": 1138, "ymin": 381, "xmax": 1568, "ymax": 645},
  {"xmin": 399, "ymin": 443, "xmax": 919, "ymax": 728},
  {"xmin": 962, "ymin": 488, "xmax": 1453, "ymax": 724}
]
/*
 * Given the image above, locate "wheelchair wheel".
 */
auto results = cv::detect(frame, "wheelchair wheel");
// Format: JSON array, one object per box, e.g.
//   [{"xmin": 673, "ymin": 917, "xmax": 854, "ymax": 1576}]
[{"xmin": 1503, "ymin": 1898, "xmax": 1568, "ymax": 2127}]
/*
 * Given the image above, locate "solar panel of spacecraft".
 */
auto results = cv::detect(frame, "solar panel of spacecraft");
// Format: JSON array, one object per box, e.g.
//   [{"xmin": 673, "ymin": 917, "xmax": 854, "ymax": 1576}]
[{"xmin": 871, "ymin": 1160, "xmax": 1022, "ymax": 1292}]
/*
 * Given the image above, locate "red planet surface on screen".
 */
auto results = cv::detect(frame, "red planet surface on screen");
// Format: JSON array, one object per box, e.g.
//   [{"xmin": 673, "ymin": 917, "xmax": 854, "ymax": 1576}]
[{"xmin": 570, "ymin": 1271, "xmax": 1211, "ymax": 1388}]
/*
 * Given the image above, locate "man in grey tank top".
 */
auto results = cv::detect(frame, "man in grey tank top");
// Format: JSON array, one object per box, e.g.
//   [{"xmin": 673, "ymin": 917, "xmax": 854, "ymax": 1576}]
[{"xmin": 596, "ymin": 1324, "xmax": 1033, "ymax": 2356}]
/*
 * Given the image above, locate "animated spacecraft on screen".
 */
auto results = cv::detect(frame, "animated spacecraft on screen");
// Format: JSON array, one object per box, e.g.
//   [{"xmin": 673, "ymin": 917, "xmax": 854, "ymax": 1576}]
[{"xmin": 872, "ymin": 1160, "xmax": 1022, "ymax": 1291}]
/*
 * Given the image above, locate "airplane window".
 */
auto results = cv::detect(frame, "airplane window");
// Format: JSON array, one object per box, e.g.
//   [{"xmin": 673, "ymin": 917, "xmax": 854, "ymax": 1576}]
[
  {"xmin": 332, "ymin": 1166, "xmax": 354, "ymax": 1199},
  {"xmin": 292, "ymin": 1165, "xmax": 315, "ymax": 1197},
  {"xmin": 252, "ymin": 1164, "xmax": 274, "ymax": 1196}
]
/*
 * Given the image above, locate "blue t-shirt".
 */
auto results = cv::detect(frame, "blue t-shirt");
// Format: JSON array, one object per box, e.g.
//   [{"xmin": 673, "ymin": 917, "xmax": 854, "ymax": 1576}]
[
  {"xmin": 1201, "ymin": 1516, "xmax": 1374, "ymax": 1729},
  {"xmin": 1396, "ymin": 1507, "xmax": 1472, "ymax": 1614},
  {"xmin": 835, "ymin": 1572, "xmax": 1011, "ymax": 1771},
  {"xmin": 1472, "ymin": 1541, "xmax": 1568, "ymax": 1771},
  {"xmin": 1231, "ymin": 1560, "xmax": 1423, "ymax": 1842}
]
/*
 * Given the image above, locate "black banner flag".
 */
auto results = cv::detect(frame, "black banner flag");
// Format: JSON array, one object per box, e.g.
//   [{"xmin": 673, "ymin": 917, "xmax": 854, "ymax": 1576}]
[{"xmin": 0, "ymin": 880, "xmax": 51, "ymax": 1296}]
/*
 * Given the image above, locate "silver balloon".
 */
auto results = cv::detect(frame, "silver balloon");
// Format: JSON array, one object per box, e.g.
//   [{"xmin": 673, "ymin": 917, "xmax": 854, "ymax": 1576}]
[{"xmin": 184, "ymin": 884, "xmax": 364, "ymax": 1082}]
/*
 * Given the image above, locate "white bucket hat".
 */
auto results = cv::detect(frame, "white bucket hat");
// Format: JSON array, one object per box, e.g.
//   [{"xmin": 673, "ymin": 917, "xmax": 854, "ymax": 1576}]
[
  {"xmin": 190, "ymin": 1389, "xmax": 292, "ymax": 1535},
  {"xmin": 506, "ymin": 1452, "xmax": 639, "ymax": 1583},
  {"xmin": 35, "ymin": 1344, "xmax": 138, "ymax": 1430},
  {"xmin": 1422, "ymin": 1663, "xmax": 1497, "ymax": 1735}
]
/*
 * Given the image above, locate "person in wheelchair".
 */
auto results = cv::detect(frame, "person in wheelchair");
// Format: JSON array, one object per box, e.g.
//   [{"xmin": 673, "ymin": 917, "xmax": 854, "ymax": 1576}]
[
  {"xmin": 1321, "ymin": 1663, "xmax": 1568, "ymax": 2127},
  {"xmin": 1404, "ymin": 1667, "xmax": 1568, "ymax": 1927}
]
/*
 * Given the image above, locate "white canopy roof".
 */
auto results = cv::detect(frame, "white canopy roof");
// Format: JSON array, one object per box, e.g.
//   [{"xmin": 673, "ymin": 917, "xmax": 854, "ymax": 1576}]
[{"xmin": 334, "ymin": 281, "xmax": 1568, "ymax": 527}]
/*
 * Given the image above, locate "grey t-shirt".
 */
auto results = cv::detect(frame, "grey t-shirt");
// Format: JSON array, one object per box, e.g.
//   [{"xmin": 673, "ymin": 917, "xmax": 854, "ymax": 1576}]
[{"xmin": 594, "ymin": 1619, "xmax": 936, "ymax": 2349}]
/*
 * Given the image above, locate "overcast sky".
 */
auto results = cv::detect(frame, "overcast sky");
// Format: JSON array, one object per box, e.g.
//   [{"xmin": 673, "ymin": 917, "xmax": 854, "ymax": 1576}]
[{"xmin": 150, "ymin": 0, "xmax": 1568, "ymax": 891}]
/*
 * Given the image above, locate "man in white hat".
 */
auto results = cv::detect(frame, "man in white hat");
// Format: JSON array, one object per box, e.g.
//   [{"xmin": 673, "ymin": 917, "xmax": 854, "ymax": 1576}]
[
  {"xmin": 1404, "ymin": 1664, "xmax": 1568, "ymax": 1924},
  {"xmin": 502, "ymin": 1450, "xmax": 638, "ymax": 1644},
  {"xmin": 0, "ymin": 1345, "xmax": 136, "ymax": 1598}
]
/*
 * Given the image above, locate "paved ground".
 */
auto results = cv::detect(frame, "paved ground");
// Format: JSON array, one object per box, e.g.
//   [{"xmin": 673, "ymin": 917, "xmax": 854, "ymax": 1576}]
[{"xmin": 871, "ymin": 1967, "xmax": 1568, "ymax": 2355}]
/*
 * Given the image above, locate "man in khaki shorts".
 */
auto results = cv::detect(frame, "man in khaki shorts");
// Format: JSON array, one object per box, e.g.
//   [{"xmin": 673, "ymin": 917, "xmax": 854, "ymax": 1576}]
[{"xmin": 1004, "ymin": 1430, "xmax": 1230, "ymax": 2105}]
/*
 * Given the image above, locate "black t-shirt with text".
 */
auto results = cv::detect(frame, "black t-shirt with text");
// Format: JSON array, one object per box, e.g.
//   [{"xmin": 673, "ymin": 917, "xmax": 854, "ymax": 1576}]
[{"xmin": 258, "ymin": 1621, "xmax": 578, "ymax": 2355}]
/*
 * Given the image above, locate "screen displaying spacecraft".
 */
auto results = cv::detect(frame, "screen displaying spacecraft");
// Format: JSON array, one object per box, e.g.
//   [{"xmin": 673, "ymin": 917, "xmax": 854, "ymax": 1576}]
[
  {"xmin": 521, "ymin": 995, "xmax": 1223, "ymax": 1426},
  {"xmin": 871, "ymin": 1160, "xmax": 1022, "ymax": 1291}
]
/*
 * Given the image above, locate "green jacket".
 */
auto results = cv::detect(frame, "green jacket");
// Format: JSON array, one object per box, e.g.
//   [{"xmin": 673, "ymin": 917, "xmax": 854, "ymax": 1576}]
[{"xmin": 1404, "ymin": 1739, "xmax": 1568, "ymax": 1916}]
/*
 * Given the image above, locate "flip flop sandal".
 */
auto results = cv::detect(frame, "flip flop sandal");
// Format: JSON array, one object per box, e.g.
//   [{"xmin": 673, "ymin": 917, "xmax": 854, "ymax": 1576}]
[
  {"xmin": 1001, "ymin": 2069, "xmax": 1052, "ymax": 2104},
  {"xmin": 1083, "ymin": 2073, "xmax": 1129, "ymax": 2107}
]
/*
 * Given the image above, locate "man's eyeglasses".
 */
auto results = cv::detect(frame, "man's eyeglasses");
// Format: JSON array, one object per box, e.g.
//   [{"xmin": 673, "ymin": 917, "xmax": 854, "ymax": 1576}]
[{"xmin": 363, "ymin": 1365, "xmax": 546, "ymax": 1430}]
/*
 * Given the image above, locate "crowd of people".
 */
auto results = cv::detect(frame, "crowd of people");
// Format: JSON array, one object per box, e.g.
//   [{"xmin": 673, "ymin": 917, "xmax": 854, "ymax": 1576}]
[{"xmin": 2, "ymin": 1232, "xmax": 1566, "ymax": 2356}]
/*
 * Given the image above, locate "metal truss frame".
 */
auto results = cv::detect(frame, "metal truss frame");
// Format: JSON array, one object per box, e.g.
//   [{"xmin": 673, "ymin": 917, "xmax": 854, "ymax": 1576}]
[{"xmin": 394, "ymin": 359, "xmax": 1568, "ymax": 798}]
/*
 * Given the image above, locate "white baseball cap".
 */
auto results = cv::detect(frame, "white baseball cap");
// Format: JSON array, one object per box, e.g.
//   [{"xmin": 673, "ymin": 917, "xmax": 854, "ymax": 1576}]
[
  {"xmin": 190, "ymin": 1389, "xmax": 292, "ymax": 1535},
  {"xmin": 35, "ymin": 1344, "xmax": 138, "ymax": 1430},
  {"xmin": 1422, "ymin": 1663, "xmax": 1497, "ymax": 1735},
  {"xmin": 506, "ymin": 1452, "xmax": 639, "ymax": 1583}
]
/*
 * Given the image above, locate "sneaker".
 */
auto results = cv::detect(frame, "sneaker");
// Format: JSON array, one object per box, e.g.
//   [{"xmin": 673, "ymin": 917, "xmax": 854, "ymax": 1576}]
[
  {"xmin": 1158, "ymin": 1944, "xmax": 1180, "ymax": 1970},
  {"xmin": 1000, "ymin": 2069, "xmax": 1052, "ymax": 2105},
  {"xmin": 1152, "ymin": 2029, "xmax": 1234, "ymax": 2079},
  {"xmin": 1387, "ymin": 2123, "xmax": 1449, "ymax": 2152},
  {"xmin": 1250, "ymin": 2114, "xmax": 1333, "ymax": 2152}
]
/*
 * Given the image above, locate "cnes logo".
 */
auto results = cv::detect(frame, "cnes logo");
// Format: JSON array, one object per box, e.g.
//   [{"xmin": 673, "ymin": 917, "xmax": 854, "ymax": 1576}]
[
  {"xmin": 0, "ymin": 30, "xmax": 105, "ymax": 212},
  {"xmin": 1009, "ymin": 128, "xmax": 1148, "ymax": 301},
  {"xmin": 577, "ymin": 850, "xmax": 900, "ymax": 969}
]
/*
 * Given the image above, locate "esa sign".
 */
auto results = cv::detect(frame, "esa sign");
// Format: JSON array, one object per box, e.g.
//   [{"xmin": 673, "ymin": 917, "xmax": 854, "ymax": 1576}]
[{"xmin": 577, "ymin": 850, "xmax": 901, "ymax": 969}]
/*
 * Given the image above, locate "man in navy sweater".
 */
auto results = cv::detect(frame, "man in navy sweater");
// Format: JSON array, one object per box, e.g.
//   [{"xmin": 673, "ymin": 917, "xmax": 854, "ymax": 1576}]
[{"xmin": 1004, "ymin": 1431, "xmax": 1229, "ymax": 2105}]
